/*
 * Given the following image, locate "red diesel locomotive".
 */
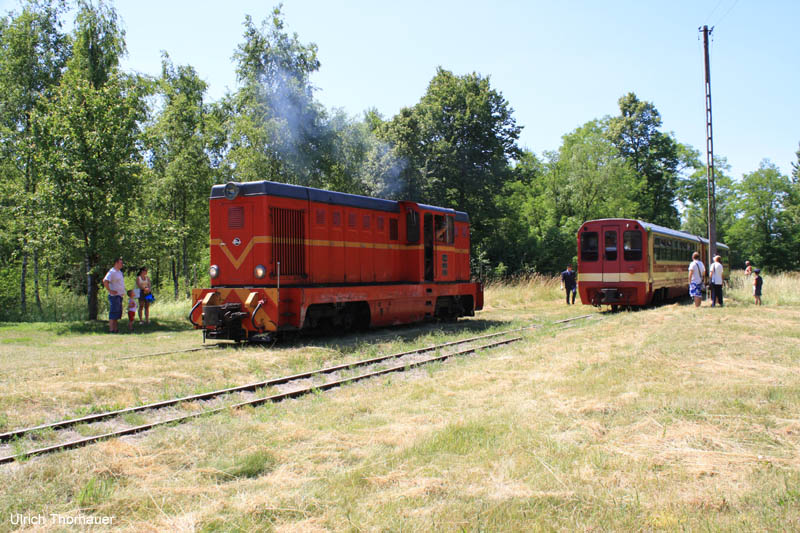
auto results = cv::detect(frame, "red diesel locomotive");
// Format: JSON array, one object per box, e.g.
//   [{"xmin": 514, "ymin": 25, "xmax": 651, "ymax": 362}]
[
  {"xmin": 189, "ymin": 181, "xmax": 483, "ymax": 341},
  {"xmin": 576, "ymin": 219, "xmax": 730, "ymax": 307}
]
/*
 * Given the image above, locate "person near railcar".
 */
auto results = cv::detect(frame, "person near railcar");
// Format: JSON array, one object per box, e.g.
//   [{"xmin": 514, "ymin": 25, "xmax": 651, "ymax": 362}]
[
  {"xmin": 688, "ymin": 252, "xmax": 705, "ymax": 308},
  {"xmin": 560, "ymin": 264, "xmax": 577, "ymax": 305},
  {"xmin": 102, "ymin": 258, "xmax": 125, "ymax": 333},
  {"xmin": 744, "ymin": 260, "xmax": 752, "ymax": 277},
  {"xmin": 710, "ymin": 255, "xmax": 724, "ymax": 307}
]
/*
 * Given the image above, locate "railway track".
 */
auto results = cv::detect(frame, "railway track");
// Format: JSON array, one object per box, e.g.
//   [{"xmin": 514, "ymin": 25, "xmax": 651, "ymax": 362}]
[{"xmin": 0, "ymin": 314, "xmax": 595, "ymax": 465}]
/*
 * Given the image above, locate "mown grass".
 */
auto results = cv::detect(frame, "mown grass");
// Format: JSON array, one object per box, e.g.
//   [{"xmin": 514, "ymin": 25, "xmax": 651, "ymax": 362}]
[{"xmin": 0, "ymin": 275, "xmax": 799, "ymax": 531}]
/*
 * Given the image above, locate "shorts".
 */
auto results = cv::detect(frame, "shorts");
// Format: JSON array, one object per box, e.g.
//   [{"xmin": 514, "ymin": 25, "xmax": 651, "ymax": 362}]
[
  {"xmin": 128, "ymin": 311, "xmax": 136, "ymax": 321},
  {"xmin": 108, "ymin": 295, "xmax": 123, "ymax": 320},
  {"xmin": 689, "ymin": 282, "xmax": 703, "ymax": 298}
]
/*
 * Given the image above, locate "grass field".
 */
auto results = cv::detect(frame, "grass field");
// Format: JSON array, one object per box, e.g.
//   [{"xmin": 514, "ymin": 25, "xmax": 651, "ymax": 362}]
[{"xmin": 0, "ymin": 273, "xmax": 798, "ymax": 531}]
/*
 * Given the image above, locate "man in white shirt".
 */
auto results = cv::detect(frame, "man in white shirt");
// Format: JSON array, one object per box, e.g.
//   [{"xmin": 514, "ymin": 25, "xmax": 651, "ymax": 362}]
[
  {"xmin": 688, "ymin": 251, "xmax": 705, "ymax": 308},
  {"xmin": 710, "ymin": 255, "xmax": 724, "ymax": 307},
  {"xmin": 102, "ymin": 258, "xmax": 125, "ymax": 333}
]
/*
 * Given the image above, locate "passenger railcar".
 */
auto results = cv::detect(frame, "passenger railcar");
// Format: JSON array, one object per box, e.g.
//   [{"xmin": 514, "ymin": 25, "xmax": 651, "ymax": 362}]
[
  {"xmin": 189, "ymin": 181, "xmax": 483, "ymax": 341},
  {"xmin": 577, "ymin": 219, "xmax": 729, "ymax": 307}
]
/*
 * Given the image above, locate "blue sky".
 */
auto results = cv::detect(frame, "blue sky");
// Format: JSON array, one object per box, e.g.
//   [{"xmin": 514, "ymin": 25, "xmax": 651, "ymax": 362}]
[{"xmin": 3, "ymin": 0, "xmax": 798, "ymax": 180}]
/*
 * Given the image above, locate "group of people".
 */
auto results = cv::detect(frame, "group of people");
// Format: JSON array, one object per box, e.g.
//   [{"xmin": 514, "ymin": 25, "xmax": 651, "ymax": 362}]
[
  {"xmin": 101, "ymin": 258, "xmax": 153, "ymax": 333},
  {"xmin": 744, "ymin": 260, "xmax": 763, "ymax": 305},
  {"xmin": 560, "ymin": 255, "xmax": 764, "ymax": 308},
  {"xmin": 689, "ymin": 253, "xmax": 762, "ymax": 307}
]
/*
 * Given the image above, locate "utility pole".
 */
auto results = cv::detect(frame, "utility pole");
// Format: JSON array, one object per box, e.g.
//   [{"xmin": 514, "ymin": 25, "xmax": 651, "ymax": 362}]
[{"xmin": 700, "ymin": 25, "xmax": 717, "ymax": 271}]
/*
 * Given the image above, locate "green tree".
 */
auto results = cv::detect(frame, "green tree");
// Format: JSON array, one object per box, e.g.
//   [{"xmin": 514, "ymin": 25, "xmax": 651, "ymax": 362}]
[
  {"xmin": 223, "ymin": 6, "xmax": 325, "ymax": 185},
  {"xmin": 0, "ymin": 0, "xmax": 68, "ymax": 315},
  {"xmin": 556, "ymin": 119, "xmax": 638, "ymax": 224},
  {"xmin": 380, "ymin": 67, "xmax": 521, "ymax": 256},
  {"xmin": 680, "ymin": 153, "xmax": 737, "ymax": 251},
  {"xmin": 35, "ymin": 0, "xmax": 147, "ymax": 319},
  {"xmin": 781, "ymin": 143, "xmax": 800, "ymax": 268},
  {"xmin": 726, "ymin": 160, "xmax": 792, "ymax": 270},
  {"xmin": 607, "ymin": 93, "xmax": 681, "ymax": 227},
  {"xmin": 144, "ymin": 54, "xmax": 213, "ymax": 297}
]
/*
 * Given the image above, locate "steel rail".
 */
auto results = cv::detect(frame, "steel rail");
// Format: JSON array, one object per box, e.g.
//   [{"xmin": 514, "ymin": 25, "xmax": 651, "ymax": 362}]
[
  {"xmin": 0, "ymin": 336, "xmax": 522, "ymax": 464},
  {"xmin": 1, "ymin": 326, "xmax": 547, "ymax": 443},
  {"xmin": 0, "ymin": 313, "xmax": 596, "ymax": 463}
]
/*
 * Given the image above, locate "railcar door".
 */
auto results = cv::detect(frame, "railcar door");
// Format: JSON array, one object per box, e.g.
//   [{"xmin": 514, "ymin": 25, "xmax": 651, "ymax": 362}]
[{"xmin": 602, "ymin": 224, "xmax": 620, "ymax": 282}]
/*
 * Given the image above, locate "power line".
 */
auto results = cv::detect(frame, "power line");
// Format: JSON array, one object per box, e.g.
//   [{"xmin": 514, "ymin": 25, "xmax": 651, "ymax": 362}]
[
  {"xmin": 715, "ymin": 0, "xmax": 740, "ymax": 25},
  {"xmin": 705, "ymin": 0, "xmax": 726, "ymax": 24}
]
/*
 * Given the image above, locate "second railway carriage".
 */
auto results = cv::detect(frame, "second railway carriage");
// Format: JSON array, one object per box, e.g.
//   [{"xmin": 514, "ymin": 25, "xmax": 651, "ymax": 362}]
[
  {"xmin": 189, "ymin": 181, "xmax": 483, "ymax": 341},
  {"xmin": 577, "ymin": 219, "xmax": 730, "ymax": 307}
]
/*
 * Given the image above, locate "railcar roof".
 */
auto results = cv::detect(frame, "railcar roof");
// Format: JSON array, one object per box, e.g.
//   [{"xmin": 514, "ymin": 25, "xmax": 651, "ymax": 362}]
[
  {"xmin": 581, "ymin": 218, "xmax": 728, "ymax": 250},
  {"xmin": 210, "ymin": 180, "xmax": 469, "ymax": 222}
]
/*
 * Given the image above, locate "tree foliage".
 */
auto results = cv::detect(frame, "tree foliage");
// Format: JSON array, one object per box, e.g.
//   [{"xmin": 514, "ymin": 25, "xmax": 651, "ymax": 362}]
[
  {"xmin": 0, "ymin": 0, "xmax": 69, "ymax": 314},
  {"xmin": 1, "ymin": 3, "xmax": 800, "ymax": 321},
  {"xmin": 34, "ymin": 0, "xmax": 147, "ymax": 319},
  {"xmin": 607, "ymin": 92, "xmax": 681, "ymax": 227}
]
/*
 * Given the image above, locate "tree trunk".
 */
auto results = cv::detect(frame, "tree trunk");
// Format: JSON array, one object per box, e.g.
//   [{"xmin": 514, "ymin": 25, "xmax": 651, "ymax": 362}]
[
  {"xmin": 34, "ymin": 247, "xmax": 42, "ymax": 313},
  {"xmin": 21, "ymin": 244, "xmax": 28, "ymax": 315},
  {"xmin": 172, "ymin": 257, "xmax": 178, "ymax": 299},
  {"xmin": 182, "ymin": 198, "xmax": 189, "ymax": 296},
  {"xmin": 86, "ymin": 253, "xmax": 98, "ymax": 320},
  {"xmin": 182, "ymin": 235, "xmax": 189, "ymax": 298}
]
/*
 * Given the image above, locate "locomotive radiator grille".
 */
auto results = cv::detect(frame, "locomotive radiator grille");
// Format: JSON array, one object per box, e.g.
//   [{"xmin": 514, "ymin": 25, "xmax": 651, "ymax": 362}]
[{"xmin": 270, "ymin": 207, "xmax": 306, "ymax": 276}]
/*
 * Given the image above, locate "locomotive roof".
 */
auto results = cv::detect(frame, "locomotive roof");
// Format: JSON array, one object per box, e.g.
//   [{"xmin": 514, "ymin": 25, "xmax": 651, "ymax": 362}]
[
  {"xmin": 581, "ymin": 218, "xmax": 729, "ymax": 250},
  {"xmin": 210, "ymin": 180, "xmax": 470, "ymax": 222}
]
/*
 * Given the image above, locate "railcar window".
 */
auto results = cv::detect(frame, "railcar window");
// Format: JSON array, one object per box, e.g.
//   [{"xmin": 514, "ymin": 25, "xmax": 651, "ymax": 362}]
[
  {"xmin": 605, "ymin": 231, "xmax": 617, "ymax": 261},
  {"xmin": 406, "ymin": 209, "xmax": 420, "ymax": 243},
  {"xmin": 228, "ymin": 206, "xmax": 244, "ymax": 229},
  {"xmin": 623, "ymin": 231, "xmax": 642, "ymax": 261},
  {"xmin": 580, "ymin": 232, "xmax": 598, "ymax": 261},
  {"xmin": 389, "ymin": 218, "xmax": 398, "ymax": 241}
]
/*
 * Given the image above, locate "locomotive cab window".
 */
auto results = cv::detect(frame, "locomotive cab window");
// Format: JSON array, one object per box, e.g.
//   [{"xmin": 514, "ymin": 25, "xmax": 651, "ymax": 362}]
[
  {"xmin": 447, "ymin": 216, "xmax": 455, "ymax": 244},
  {"xmin": 434, "ymin": 215, "xmax": 448, "ymax": 243},
  {"xmin": 580, "ymin": 232, "xmax": 598, "ymax": 261},
  {"xmin": 604, "ymin": 231, "xmax": 617, "ymax": 261},
  {"xmin": 623, "ymin": 230, "xmax": 642, "ymax": 261},
  {"xmin": 406, "ymin": 209, "xmax": 420, "ymax": 243}
]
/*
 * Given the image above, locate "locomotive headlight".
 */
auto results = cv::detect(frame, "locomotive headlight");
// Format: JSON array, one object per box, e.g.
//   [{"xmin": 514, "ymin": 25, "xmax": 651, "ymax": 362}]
[
  {"xmin": 223, "ymin": 182, "xmax": 239, "ymax": 200},
  {"xmin": 254, "ymin": 264, "xmax": 267, "ymax": 279},
  {"xmin": 209, "ymin": 265, "xmax": 220, "ymax": 279}
]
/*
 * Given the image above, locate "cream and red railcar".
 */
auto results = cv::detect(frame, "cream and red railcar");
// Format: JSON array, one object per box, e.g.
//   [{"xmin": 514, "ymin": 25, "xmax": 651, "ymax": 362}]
[
  {"xmin": 577, "ymin": 219, "xmax": 729, "ymax": 307},
  {"xmin": 189, "ymin": 181, "xmax": 483, "ymax": 341}
]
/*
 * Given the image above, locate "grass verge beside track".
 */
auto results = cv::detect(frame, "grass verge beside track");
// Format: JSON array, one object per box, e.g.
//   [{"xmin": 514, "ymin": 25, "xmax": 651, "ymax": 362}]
[{"xmin": 0, "ymin": 274, "xmax": 798, "ymax": 530}]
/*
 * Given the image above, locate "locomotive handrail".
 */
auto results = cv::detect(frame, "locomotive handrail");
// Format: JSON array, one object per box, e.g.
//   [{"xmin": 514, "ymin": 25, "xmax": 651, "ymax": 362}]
[
  {"xmin": 188, "ymin": 300, "xmax": 202, "ymax": 327},
  {"xmin": 251, "ymin": 300, "xmax": 264, "ymax": 331}
]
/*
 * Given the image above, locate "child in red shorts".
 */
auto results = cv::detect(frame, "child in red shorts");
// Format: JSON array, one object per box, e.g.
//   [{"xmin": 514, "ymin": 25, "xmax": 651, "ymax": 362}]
[{"xmin": 127, "ymin": 289, "xmax": 137, "ymax": 331}]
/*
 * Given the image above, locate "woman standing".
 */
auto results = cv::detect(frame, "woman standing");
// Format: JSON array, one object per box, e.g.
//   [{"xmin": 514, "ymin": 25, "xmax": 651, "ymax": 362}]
[{"xmin": 136, "ymin": 267, "xmax": 152, "ymax": 323}]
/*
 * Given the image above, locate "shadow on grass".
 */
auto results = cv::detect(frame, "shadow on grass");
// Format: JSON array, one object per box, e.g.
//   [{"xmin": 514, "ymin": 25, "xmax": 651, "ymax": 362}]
[
  {"xmin": 255, "ymin": 318, "xmax": 514, "ymax": 354},
  {"xmin": 43, "ymin": 318, "xmax": 194, "ymax": 336}
]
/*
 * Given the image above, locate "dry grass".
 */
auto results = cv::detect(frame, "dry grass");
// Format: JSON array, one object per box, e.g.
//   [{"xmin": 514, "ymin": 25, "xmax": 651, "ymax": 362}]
[{"xmin": 1, "ymin": 276, "xmax": 799, "ymax": 531}]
